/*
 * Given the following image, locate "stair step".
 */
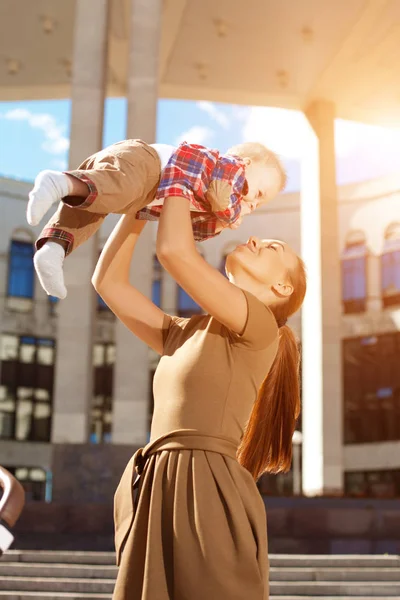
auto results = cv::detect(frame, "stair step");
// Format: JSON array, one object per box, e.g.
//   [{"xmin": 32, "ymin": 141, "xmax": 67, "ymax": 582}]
[
  {"xmin": 0, "ymin": 563, "xmax": 118, "ymax": 579},
  {"xmin": 270, "ymin": 581, "xmax": 400, "ymax": 596},
  {"xmin": 1, "ymin": 578, "xmax": 400, "ymax": 596},
  {"xmin": 0, "ymin": 594, "xmax": 111, "ymax": 600},
  {"xmin": 1, "ymin": 563, "xmax": 400, "ymax": 582},
  {"xmin": 0, "ymin": 578, "xmax": 115, "ymax": 594},
  {"xmin": 2, "ymin": 552, "xmax": 115, "ymax": 565},
  {"xmin": 0, "ymin": 596, "xmax": 397, "ymax": 600},
  {"xmin": 3, "ymin": 550, "xmax": 400, "ymax": 568}
]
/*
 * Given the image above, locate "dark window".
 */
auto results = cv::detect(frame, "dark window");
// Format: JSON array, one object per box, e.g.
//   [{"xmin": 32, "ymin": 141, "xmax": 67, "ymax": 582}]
[
  {"xmin": 345, "ymin": 470, "xmax": 400, "ymax": 498},
  {"xmin": 95, "ymin": 251, "xmax": 114, "ymax": 316},
  {"xmin": 152, "ymin": 256, "xmax": 162, "ymax": 307},
  {"xmin": 342, "ymin": 241, "xmax": 367, "ymax": 314},
  {"xmin": 48, "ymin": 295, "xmax": 59, "ymax": 316},
  {"xmin": 90, "ymin": 343, "xmax": 115, "ymax": 443},
  {"xmin": 177, "ymin": 286, "xmax": 202, "ymax": 318},
  {"xmin": 0, "ymin": 335, "xmax": 55, "ymax": 442},
  {"xmin": 7, "ymin": 240, "xmax": 34, "ymax": 299},
  {"xmin": 381, "ymin": 224, "xmax": 400, "ymax": 308},
  {"xmin": 97, "ymin": 293, "xmax": 111, "ymax": 312},
  {"xmin": 5, "ymin": 466, "xmax": 48, "ymax": 502},
  {"xmin": 343, "ymin": 333, "xmax": 400, "ymax": 444}
]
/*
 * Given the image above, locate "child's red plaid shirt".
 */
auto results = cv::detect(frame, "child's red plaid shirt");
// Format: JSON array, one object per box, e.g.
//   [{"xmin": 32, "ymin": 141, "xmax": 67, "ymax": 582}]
[{"xmin": 136, "ymin": 142, "xmax": 248, "ymax": 241}]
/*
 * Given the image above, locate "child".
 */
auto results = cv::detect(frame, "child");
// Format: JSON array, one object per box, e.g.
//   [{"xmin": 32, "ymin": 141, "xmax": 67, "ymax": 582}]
[{"xmin": 28, "ymin": 140, "xmax": 286, "ymax": 299}]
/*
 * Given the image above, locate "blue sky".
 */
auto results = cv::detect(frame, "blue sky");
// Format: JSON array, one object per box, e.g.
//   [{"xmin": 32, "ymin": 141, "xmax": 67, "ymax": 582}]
[{"xmin": 1, "ymin": 98, "xmax": 400, "ymax": 192}]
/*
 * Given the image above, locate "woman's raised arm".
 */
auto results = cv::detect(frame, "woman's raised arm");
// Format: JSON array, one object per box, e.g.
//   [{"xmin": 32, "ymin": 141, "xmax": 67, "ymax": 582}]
[
  {"xmin": 156, "ymin": 197, "xmax": 248, "ymax": 334},
  {"xmin": 92, "ymin": 214, "xmax": 167, "ymax": 354}
]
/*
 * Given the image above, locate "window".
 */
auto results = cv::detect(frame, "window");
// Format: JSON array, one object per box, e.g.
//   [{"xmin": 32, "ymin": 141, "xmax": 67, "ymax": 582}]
[
  {"xmin": 96, "ymin": 250, "xmax": 114, "ymax": 316},
  {"xmin": 7, "ymin": 240, "xmax": 35, "ymax": 311},
  {"xmin": 341, "ymin": 232, "xmax": 368, "ymax": 314},
  {"xmin": 90, "ymin": 343, "xmax": 115, "ymax": 443},
  {"xmin": 5, "ymin": 466, "xmax": 48, "ymax": 502},
  {"xmin": 177, "ymin": 287, "xmax": 202, "ymax": 318},
  {"xmin": 97, "ymin": 293, "xmax": 112, "ymax": 313},
  {"xmin": 48, "ymin": 295, "xmax": 59, "ymax": 316},
  {"xmin": 381, "ymin": 223, "xmax": 400, "ymax": 308},
  {"xmin": 343, "ymin": 333, "xmax": 400, "ymax": 444},
  {"xmin": 0, "ymin": 335, "xmax": 55, "ymax": 442},
  {"xmin": 345, "ymin": 470, "xmax": 400, "ymax": 498},
  {"xmin": 152, "ymin": 256, "xmax": 162, "ymax": 307}
]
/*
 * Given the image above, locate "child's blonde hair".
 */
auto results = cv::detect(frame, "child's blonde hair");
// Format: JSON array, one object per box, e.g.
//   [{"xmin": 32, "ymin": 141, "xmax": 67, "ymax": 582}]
[{"xmin": 226, "ymin": 142, "xmax": 287, "ymax": 191}]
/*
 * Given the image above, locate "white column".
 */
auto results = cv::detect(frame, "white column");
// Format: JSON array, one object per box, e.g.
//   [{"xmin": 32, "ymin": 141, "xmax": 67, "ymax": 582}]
[
  {"xmin": 300, "ymin": 101, "xmax": 343, "ymax": 496},
  {"xmin": 161, "ymin": 272, "xmax": 177, "ymax": 314},
  {"xmin": 51, "ymin": 0, "xmax": 109, "ymax": 443},
  {"xmin": 112, "ymin": 0, "xmax": 162, "ymax": 444}
]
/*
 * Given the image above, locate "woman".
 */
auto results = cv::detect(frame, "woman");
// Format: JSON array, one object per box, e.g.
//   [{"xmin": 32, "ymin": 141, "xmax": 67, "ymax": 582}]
[{"xmin": 92, "ymin": 195, "xmax": 306, "ymax": 600}]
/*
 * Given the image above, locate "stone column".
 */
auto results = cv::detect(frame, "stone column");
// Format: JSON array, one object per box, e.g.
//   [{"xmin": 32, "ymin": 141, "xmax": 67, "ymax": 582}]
[
  {"xmin": 161, "ymin": 272, "xmax": 177, "ymax": 314},
  {"xmin": 112, "ymin": 0, "xmax": 162, "ymax": 444},
  {"xmin": 300, "ymin": 101, "xmax": 343, "ymax": 496},
  {"xmin": 51, "ymin": 0, "xmax": 109, "ymax": 443}
]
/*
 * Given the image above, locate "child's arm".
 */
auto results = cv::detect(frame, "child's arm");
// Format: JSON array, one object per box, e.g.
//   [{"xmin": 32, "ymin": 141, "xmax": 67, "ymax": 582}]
[
  {"xmin": 92, "ymin": 215, "xmax": 167, "ymax": 354},
  {"xmin": 157, "ymin": 196, "xmax": 249, "ymax": 335}
]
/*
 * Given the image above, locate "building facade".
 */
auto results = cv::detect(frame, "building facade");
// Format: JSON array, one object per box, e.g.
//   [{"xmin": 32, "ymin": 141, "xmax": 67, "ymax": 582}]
[{"xmin": 1, "ymin": 170, "xmax": 400, "ymax": 502}]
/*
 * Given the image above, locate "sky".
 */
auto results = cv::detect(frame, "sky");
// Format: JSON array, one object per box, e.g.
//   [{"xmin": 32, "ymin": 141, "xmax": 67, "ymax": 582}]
[{"xmin": 1, "ymin": 97, "xmax": 400, "ymax": 192}]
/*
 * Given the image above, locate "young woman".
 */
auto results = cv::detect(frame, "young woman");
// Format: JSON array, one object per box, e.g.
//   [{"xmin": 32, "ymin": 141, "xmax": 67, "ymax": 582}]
[{"xmin": 92, "ymin": 196, "xmax": 306, "ymax": 600}]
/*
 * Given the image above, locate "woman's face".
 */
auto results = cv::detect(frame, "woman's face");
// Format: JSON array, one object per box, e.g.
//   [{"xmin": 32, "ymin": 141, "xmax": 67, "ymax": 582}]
[{"xmin": 225, "ymin": 237, "xmax": 298, "ymax": 295}]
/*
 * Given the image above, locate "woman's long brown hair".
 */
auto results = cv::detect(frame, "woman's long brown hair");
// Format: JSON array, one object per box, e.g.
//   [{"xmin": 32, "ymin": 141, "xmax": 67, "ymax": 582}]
[{"xmin": 237, "ymin": 257, "xmax": 307, "ymax": 480}]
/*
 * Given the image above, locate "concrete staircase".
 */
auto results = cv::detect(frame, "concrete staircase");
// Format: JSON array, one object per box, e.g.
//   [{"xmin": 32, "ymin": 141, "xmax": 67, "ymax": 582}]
[{"xmin": 0, "ymin": 551, "xmax": 400, "ymax": 599}]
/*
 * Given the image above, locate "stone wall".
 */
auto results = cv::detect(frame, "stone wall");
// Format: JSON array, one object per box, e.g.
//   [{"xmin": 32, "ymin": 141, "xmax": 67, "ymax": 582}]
[
  {"xmin": 51, "ymin": 443, "xmax": 138, "ymax": 504},
  {"xmin": 11, "ymin": 496, "xmax": 400, "ymax": 554}
]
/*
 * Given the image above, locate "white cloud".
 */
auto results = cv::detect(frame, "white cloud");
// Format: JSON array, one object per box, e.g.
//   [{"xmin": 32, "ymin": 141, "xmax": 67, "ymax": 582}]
[
  {"xmin": 197, "ymin": 101, "xmax": 230, "ymax": 129},
  {"xmin": 241, "ymin": 106, "xmax": 400, "ymax": 160},
  {"xmin": 175, "ymin": 125, "xmax": 214, "ymax": 146},
  {"xmin": 241, "ymin": 107, "xmax": 309, "ymax": 159},
  {"xmin": 3, "ymin": 108, "xmax": 70, "ymax": 155},
  {"xmin": 51, "ymin": 158, "xmax": 68, "ymax": 170}
]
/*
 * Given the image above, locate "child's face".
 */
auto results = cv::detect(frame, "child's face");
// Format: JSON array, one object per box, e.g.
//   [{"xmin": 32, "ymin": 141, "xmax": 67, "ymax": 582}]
[
  {"xmin": 218, "ymin": 161, "xmax": 283, "ymax": 231},
  {"xmin": 242, "ymin": 159, "xmax": 282, "ymax": 210}
]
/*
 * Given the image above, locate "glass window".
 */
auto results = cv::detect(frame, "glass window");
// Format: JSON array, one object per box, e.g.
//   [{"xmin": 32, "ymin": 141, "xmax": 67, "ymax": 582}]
[
  {"xmin": 345, "ymin": 470, "xmax": 400, "ymax": 498},
  {"xmin": 90, "ymin": 342, "xmax": 115, "ymax": 443},
  {"xmin": 0, "ymin": 335, "xmax": 55, "ymax": 442},
  {"xmin": 0, "ymin": 335, "xmax": 18, "ymax": 361},
  {"xmin": 20, "ymin": 343, "xmax": 36, "ymax": 364},
  {"xmin": 341, "ymin": 241, "xmax": 367, "ymax": 314},
  {"xmin": 381, "ymin": 223, "xmax": 400, "ymax": 308},
  {"xmin": 7, "ymin": 240, "xmax": 35, "ymax": 299},
  {"xmin": 177, "ymin": 286, "xmax": 202, "ymax": 318},
  {"xmin": 152, "ymin": 256, "xmax": 162, "ymax": 307},
  {"xmin": 12, "ymin": 467, "xmax": 47, "ymax": 502},
  {"xmin": 343, "ymin": 333, "xmax": 400, "ymax": 444}
]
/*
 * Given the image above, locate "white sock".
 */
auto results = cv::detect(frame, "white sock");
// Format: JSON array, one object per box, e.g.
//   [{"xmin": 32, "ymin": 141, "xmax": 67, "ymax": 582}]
[
  {"xmin": 27, "ymin": 170, "xmax": 73, "ymax": 226},
  {"xmin": 34, "ymin": 241, "xmax": 67, "ymax": 299}
]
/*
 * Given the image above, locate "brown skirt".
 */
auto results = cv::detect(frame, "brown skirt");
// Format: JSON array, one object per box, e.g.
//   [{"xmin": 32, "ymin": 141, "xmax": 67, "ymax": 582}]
[{"xmin": 112, "ymin": 430, "xmax": 269, "ymax": 600}]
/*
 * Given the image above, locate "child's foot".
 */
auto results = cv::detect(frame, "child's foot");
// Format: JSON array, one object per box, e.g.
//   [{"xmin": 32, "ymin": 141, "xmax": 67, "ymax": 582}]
[
  {"xmin": 27, "ymin": 170, "xmax": 72, "ymax": 226},
  {"xmin": 34, "ymin": 241, "xmax": 67, "ymax": 299}
]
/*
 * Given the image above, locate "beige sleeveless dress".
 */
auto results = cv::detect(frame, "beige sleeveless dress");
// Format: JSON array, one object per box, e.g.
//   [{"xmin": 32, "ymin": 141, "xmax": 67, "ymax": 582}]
[{"xmin": 113, "ymin": 290, "xmax": 279, "ymax": 600}]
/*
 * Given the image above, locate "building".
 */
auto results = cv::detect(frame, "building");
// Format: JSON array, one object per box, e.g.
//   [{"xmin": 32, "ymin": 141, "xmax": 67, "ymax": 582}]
[
  {"xmin": 2, "ymin": 0, "xmax": 400, "ymax": 500},
  {"xmin": 1, "ymin": 168, "xmax": 400, "ymax": 502}
]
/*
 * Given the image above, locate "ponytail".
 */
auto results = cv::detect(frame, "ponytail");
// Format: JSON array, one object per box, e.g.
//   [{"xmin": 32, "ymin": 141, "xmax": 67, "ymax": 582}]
[
  {"xmin": 237, "ymin": 325, "xmax": 300, "ymax": 479},
  {"xmin": 237, "ymin": 256, "xmax": 306, "ymax": 481}
]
